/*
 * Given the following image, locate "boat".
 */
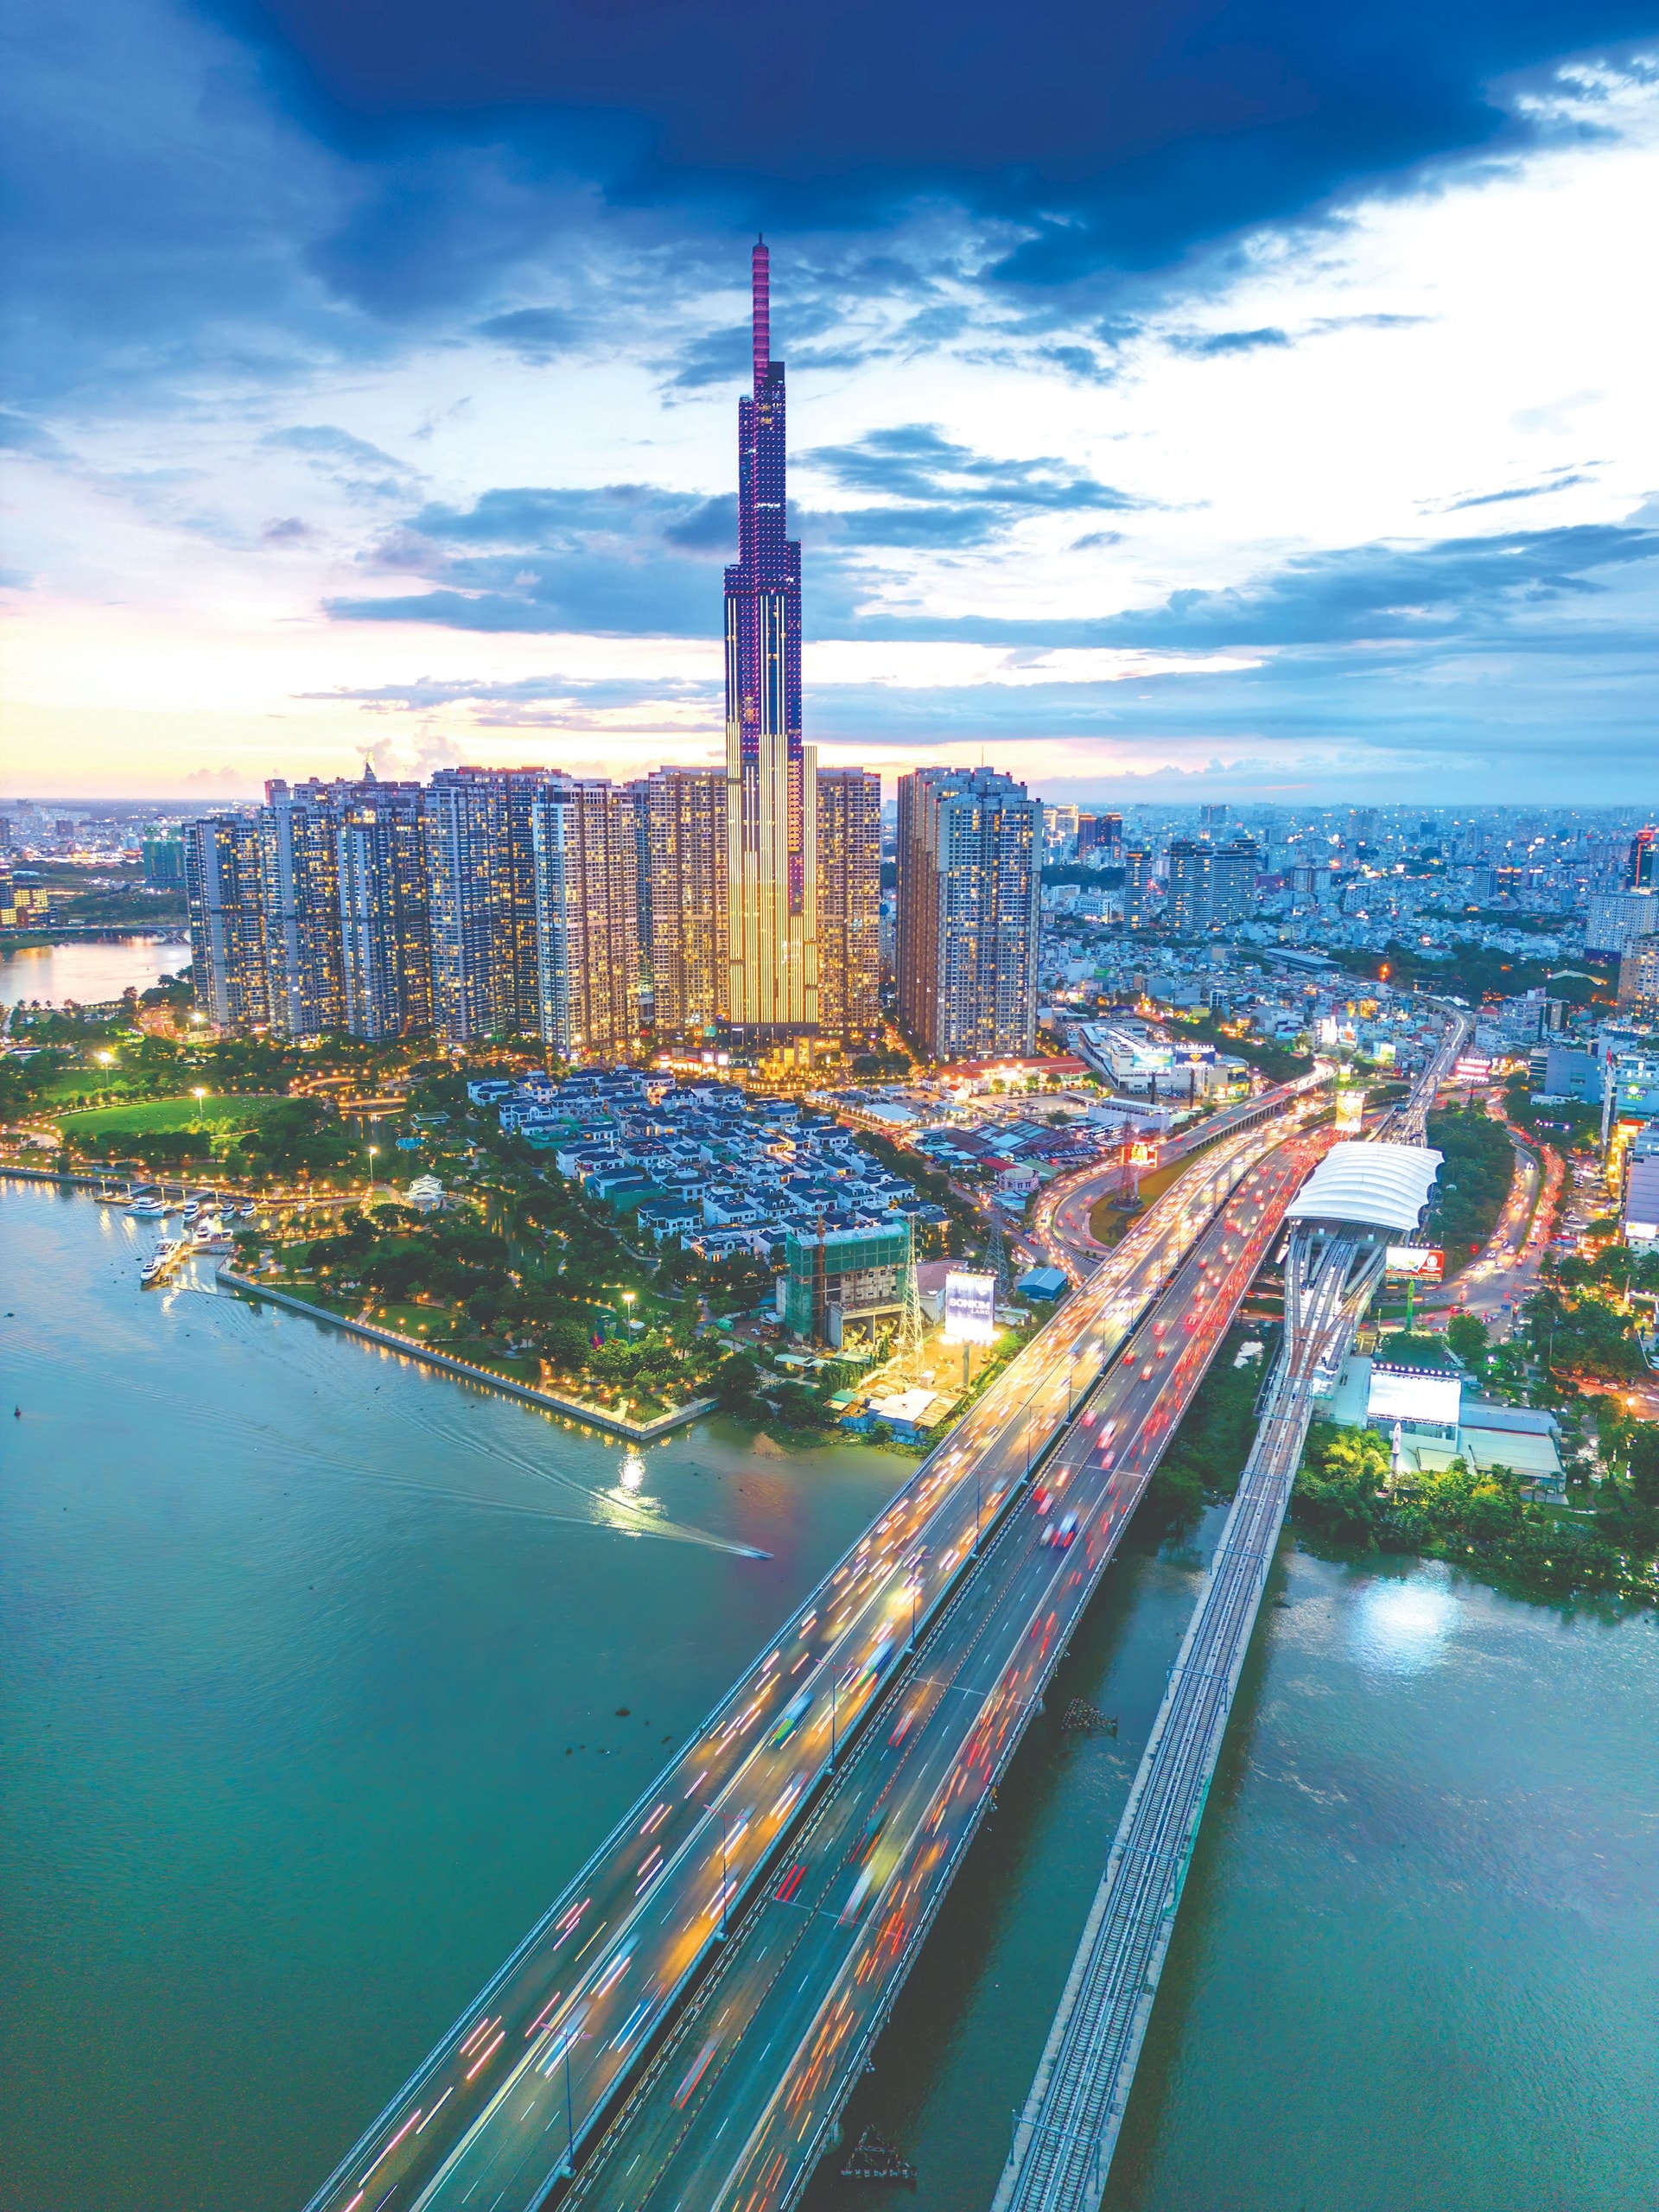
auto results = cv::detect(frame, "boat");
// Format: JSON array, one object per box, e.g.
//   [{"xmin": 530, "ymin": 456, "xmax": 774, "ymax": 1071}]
[
  {"xmin": 130, "ymin": 1196, "xmax": 168, "ymax": 1218},
  {"xmin": 140, "ymin": 1237, "xmax": 185, "ymax": 1287}
]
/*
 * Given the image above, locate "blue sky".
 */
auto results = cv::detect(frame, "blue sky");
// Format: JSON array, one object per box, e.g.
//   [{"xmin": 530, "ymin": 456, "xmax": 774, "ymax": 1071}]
[{"xmin": 3, "ymin": 0, "xmax": 1656, "ymax": 800}]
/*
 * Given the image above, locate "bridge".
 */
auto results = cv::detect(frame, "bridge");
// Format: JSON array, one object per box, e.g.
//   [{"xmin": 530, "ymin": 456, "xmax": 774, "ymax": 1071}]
[
  {"xmin": 559, "ymin": 1124, "xmax": 1335, "ymax": 2211},
  {"xmin": 302, "ymin": 1088, "xmax": 1332, "ymax": 2212},
  {"xmin": 991, "ymin": 1033, "xmax": 1457, "ymax": 2212},
  {"xmin": 1033, "ymin": 1068, "xmax": 1332, "ymax": 1283}
]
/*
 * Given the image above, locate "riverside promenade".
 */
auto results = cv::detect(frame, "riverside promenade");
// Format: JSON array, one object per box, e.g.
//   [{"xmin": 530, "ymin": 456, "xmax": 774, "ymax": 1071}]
[{"xmin": 218, "ymin": 1266, "xmax": 716, "ymax": 1444}]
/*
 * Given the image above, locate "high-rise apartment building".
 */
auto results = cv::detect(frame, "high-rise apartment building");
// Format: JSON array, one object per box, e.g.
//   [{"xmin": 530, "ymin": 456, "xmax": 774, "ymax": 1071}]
[
  {"xmin": 816, "ymin": 767, "xmax": 881, "ymax": 1046},
  {"xmin": 644, "ymin": 767, "xmax": 728, "ymax": 1042},
  {"xmin": 724, "ymin": 239, "xmax": 817, "ymax": 1037},
  {"xmin": 529, "ymin": 778, "xmax": 640, "ymax": 1064},
  {"xmin": 1167, "ymin": 836, "xmax": 1259, "ymax": 935},
  {"xmin": 896, "ymin": 766, "xmax": 1040, "ymax": 1063},
  {"xmin": 1618, "ymin": 936, "xmax": 1659, "ymax": 1014},
  {"xmin": 1124, "ymin": 848, "xmax": 1156, "ymax": 929},
  {"xmin": 1629, "ymin": 826, "xmax": 1656, "ymax": 890},
  {"xmin": 184, "ymin": 815, "xmax": 269, "ymax": 1030},
  {"xmin": 337, "ymin": 779, "xmax": 433, "ymax": 1041},
  {"xmin": 1586, "ymin": 888, "xmax": 1657, "ymax": 961},
  {"xmin": 1077, "ymin": 810, "xmax": 1122, "ymax": 855},
  {"xmin": 423, "ymin": 767, "xmax": 512, "ymax": 1043},
  {"xmin": 259, "ymin": 779, "xmax": 346, "ymax": 1036}
]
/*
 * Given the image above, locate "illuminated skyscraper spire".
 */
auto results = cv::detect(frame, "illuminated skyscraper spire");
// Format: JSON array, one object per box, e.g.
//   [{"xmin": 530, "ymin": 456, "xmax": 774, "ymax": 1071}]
[{"xmin": 725, "ymin": 238, "xmax": 817, "ymax": 1036}]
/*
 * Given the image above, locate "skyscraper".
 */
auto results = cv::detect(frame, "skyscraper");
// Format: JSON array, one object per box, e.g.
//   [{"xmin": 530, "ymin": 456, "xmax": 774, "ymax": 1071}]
[
  {"xmin": 1124, "ymin": 847, "xmax": 1156, "ymax": 929},
  {"xmin": 1167, "ymin": 835, "xmax": 1258, "ymax": 935},
  {"xmin": 185, "ymin": 814, "xmax": 269, "ymax": 1030},
  {"xmin": 644, "ymin": 766, "xmax": 727, "ymax": 1043},
  {"xmin": 337, "ymin": 779, "xmax": 433, "ymax": 1041},
  {"xmin": 1629, "ymin": 825, "xmax": 1656, "ymax": 890},
  {"xmin": 259, "ymin": 779, "xmax": 346, "ymax": 1035},
  {"xmin": 816, "ymin": 766, "xmax": 881, "ymax": 1046},
  {"xmin": 896, "ymin": 766, "xmax": 1041, "ymax": 1064},
  {"xmin": 423, "ymin": 767, "xmax": 512, "ymax": 1043},
  {"xmin": 529, "ymin": 778, "xmax": 640, "ymax": 1064},
  {"xmin": 724, "ymin": 240, "xmax": 817, "ymax": 1038}
]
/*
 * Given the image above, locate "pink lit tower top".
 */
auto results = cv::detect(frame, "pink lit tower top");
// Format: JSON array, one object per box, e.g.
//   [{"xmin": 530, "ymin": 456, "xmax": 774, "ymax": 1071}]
[{"xmin": 723, "ymin": 238, "xmax": 817, "ymax": 1038}]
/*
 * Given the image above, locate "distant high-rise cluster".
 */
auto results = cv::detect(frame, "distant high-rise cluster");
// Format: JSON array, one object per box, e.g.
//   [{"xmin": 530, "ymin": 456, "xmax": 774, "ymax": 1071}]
[{"xmin": 181, "ymin": 251, "xmax": 1058, "ymax": 1066}]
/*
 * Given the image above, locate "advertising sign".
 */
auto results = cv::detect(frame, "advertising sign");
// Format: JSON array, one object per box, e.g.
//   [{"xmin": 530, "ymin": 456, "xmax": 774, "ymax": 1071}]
[
  {"xmin": 1384, "ymin": 1246, "xmax": 1444, "ymax": 1281},
  {"xmin": 1334, "ymin": 1088, "xmax": 1367, "ymax": 1134},
  {"xmin": 943, "ymin": 1270, "xmax": 997, "ymax": 1346},
  {"xmin": 1366, "ymin": 1364, "xmax": 1461, "ymax": 1425}
]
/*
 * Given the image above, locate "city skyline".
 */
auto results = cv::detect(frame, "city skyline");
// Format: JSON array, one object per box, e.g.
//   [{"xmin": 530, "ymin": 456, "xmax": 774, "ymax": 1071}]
[{"xmin": 4, "ymin": 8, "xmax": 1657, "ymax": 803}]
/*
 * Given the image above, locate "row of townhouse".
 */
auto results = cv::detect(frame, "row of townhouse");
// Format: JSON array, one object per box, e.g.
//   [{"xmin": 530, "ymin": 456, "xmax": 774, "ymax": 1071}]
[{"xmin": 471, "ymin": 1070, "xmax": 949, "ymax": 1271}]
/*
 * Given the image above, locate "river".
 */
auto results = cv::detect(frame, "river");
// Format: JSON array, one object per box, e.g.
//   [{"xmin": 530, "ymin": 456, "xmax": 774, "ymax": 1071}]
[
  {"xmin": 6, "ymin": 1182, "xmax": 1656, "ymax": 2212},
  {"xmin": 817, "ymin": 1518, "xmax": 1659, "ymax": 2212},
  {"xmin": 0, "ymin": 1181, "xmax": 911, "ymax": 2212},
  {"xmin": 0, "ymin": 935, "xmax": 190, "ymax": 1008}
]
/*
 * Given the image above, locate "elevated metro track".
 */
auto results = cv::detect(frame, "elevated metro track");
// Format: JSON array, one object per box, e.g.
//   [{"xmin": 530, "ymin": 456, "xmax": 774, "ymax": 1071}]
[
  {"xmin": 994, "ymin": 1023, "xmax": 1459, "ymax": 2212},
  {"xmin": 302, "ymin": 1096, "xmax": 1331, "ymax": 2212},
  {"xmin": 556, "ymin": 1123, "xmax": 1338, "ymax": 2211}
]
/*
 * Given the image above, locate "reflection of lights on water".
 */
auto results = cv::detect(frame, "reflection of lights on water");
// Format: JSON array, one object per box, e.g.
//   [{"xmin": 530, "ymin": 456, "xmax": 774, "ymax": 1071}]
[
  {"xmin": 620, "ymin": 1450, "xmax": 645, "ymax": 1492},
  {"xmin": 1351, "ymin": 1574, "xmax": 1459, "ymax": 1675}
]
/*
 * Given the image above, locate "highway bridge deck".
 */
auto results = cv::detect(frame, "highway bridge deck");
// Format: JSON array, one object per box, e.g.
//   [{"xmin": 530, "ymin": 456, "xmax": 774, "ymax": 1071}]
[
  {"xmin": 302, "ymin": 1107, "xmax": 1325, "ymax": 2212},
  {"xmin": 559, "ymin": 1126, "xmax": 1334, "ymax": 2211}
]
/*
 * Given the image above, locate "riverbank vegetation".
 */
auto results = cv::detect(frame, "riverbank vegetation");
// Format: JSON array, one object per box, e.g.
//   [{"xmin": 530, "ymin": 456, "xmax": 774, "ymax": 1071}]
[
  {"xmin": 1293, "ymin": 1419, "xmax": 1659, "ymax": 1606},
  {"xmin": 1143, "ymin": 1330, "xmax": 1271, "ymax": 1529}
]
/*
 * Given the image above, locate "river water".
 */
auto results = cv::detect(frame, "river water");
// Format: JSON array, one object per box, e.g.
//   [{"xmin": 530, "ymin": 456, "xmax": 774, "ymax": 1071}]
[
  {"xmin": 0, "ymin": 1181, "xmax": 911, "ymax": 2212},
  {"xmin": 818, "ymin": 1514, "xmax": 1659, "ymax": 2212},
  {"xmin": 6, "ymin": 1183, "xmax": 1657, "ymax": 2212},
  {"xmin": 0, "ymin": 935, "xmax": 190, "ymax": 1008}
]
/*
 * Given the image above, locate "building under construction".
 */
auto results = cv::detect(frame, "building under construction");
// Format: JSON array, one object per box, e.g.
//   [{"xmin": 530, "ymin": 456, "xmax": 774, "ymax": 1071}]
[{"xmin": 781, "ymin": 1224, "xmax": 912, "ymax": 1347}]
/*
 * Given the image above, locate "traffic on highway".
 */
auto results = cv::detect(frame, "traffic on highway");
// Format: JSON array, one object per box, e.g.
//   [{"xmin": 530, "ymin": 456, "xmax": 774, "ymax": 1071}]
[
  {"xmin": 562, "ymin": 1124, "xmax": 1335, "ymax": 2212},
  {"xmin": 303, "ymin": 1093, "xmax": 1329, "ymax": 2212}
]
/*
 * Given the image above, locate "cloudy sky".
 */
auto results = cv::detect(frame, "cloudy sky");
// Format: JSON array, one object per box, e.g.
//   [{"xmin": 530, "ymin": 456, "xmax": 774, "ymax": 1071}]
[{"xmin": 3, "ymin": 0, "xmax": 1657, "ymax": 803}]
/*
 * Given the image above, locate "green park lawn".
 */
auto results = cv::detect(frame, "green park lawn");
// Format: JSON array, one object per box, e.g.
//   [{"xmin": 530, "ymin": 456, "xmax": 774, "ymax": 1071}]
[{"xmin": 60, "ymin": 1093, "xmax": 289, "ymax": 1139}]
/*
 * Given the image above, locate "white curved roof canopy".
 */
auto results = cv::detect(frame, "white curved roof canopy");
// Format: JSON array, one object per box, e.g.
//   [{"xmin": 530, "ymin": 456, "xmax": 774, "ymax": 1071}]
[{"xmin": 1286, "ymin": 1141, "xmax": 1443, "ymax": 1233}]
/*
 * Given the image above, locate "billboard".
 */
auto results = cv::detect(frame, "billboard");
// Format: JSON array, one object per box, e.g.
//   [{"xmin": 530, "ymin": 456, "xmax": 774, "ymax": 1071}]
[
  {"xmin": 1385, "ymin": 1246, "xmax": 1444, "ymax": 1281},
  {"xmin": 1366, "ymin": 1363, "xmax": 1461, "ymax": 1426},
  {"xmin": 1334, "ymin": 1089, "xmax": 1367, "ymax": 1134},
  {"xmin": 943, "ymin": 1271, "xmax": 997, "ymax": 1345}
]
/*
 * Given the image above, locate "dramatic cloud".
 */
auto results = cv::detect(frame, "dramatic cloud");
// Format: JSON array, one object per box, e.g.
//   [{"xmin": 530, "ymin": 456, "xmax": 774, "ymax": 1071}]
[{"xmin": 5, "ymin": 0, "xmax": 1658, "ymax": 797}]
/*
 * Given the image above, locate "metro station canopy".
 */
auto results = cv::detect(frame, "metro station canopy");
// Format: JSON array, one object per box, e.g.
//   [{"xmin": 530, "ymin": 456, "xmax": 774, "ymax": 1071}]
[{"xmin": 1285, "ymin": 1141, "xmax": 1443, "ymax": 1234}]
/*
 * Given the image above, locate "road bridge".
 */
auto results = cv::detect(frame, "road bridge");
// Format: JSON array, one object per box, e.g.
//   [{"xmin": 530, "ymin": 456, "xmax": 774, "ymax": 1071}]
[
  {"xmin": 302, "ymin": 1101, "xmax": 1328, "ymax": 2212},
  {"xmin": 560, "ymin": 1125, "xmax": 1337, "ymax": 2212},
  {"xmin": 992, "ymin": 1035, "xmax": 1456, "ymax": 2212}
]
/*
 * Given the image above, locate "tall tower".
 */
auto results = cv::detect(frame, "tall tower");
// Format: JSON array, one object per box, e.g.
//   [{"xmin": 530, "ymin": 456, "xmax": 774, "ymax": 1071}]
[{"xmin": 725, "ymin": 239, "xmax": 817, "ymax": 1038}]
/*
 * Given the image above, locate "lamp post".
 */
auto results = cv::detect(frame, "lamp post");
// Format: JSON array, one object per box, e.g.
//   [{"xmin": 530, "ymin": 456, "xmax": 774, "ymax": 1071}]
[
  {"xmin": 701, "ymin": 1802, "xmax": 734, "ymax": 1941},
  {"xmin": 366, "ymin": 1143, "xmax": 378, "ymax": 1192},
  {"xmin": 192, "ymin": 1085, "xmax": 207, "ymax": 1132},
  {"xmin": 554, "ymin": 2027, "xmax": 590, "ymax": 2179},
  {"xmin": 623, "ymin": 1289, "xmax": 636, "ymax": 1332}
]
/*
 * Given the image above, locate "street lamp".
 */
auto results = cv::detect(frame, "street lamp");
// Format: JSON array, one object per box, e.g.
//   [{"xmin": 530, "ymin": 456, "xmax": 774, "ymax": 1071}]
[
  {"xmin": 366, "ymin": 1143, "xmax": 378, "ymax": 1190},
  {"xmin": 623, "ymin": 1289, "xmax": 637, "ymax": 1332},
  {"xmin": 192, "ymin": 1085, "xmax": 207, "ymax": 1131},
  {"xmin": 701, "ymin": 1802, "xmax": 736, "ymax": 1941}
]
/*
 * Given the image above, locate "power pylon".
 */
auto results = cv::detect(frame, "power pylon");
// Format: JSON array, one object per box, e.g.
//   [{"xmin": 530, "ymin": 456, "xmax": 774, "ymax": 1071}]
[{"xmin": 893, "ymin": 1219, "xmax": 927, "ymax": 1378}]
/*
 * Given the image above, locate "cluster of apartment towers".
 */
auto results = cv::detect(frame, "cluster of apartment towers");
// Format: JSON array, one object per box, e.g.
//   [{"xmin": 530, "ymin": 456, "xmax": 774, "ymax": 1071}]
[{"xmin": 184, "ymin": 244, "xmax": 1048, "ymax": 1065}]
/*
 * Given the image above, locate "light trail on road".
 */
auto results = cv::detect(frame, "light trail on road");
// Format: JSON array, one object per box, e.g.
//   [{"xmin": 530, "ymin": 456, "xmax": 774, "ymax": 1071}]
[{"xmin": 302, "ymin": 1096, "xmax": 1330, "ymax": 2212}]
